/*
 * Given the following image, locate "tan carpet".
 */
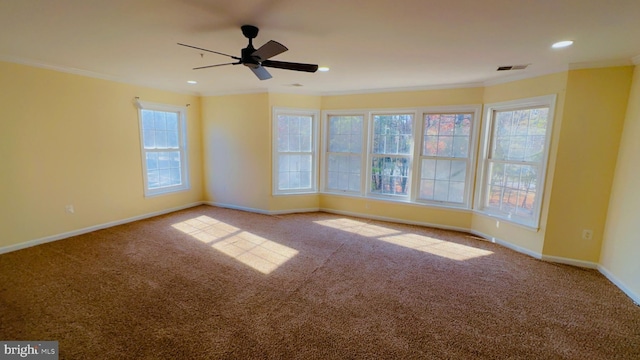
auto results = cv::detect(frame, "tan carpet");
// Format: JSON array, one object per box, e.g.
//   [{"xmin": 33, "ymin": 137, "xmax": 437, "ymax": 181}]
[{"xmin": 1, "ymin": 205, "xmax": 639, "ymax": 359}]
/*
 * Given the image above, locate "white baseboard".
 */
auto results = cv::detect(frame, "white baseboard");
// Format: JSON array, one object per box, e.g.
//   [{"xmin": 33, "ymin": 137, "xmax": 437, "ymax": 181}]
[
  {"xmin": 0, "ymin": 202, "xmax": 204, "ymax": 255},
  {"xmin": 468, "ymin": 229, "xmax": 543, "ymax": 259},
  {"xmin": 598, "ymin": 265, "xmax": 640, "ymax": 306},
  {"xmin": 319, "ymin": 208, "xmax": 470, "ymax": 234},
  {"xmin": 541, "ymin": 255, "xmax": 598, "ymax": 269},
  {"xmin": 204, "ymin": 201, "xmax": 272, "ymax": 215},
  {"xmin": 205, "ymin": 201, "xmax": 319, "ymax": 215}
]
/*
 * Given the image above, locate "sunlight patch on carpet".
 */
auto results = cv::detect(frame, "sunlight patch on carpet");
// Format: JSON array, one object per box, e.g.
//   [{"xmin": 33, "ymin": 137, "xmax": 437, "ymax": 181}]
[
  {"xmin": 314, "ymin": 218, "xmax": 400, "ymax": 237},
  {"xmin": 172, "ymin": 216, "xmax": 298, "ymax": 274},
  {"xmin": 315, "ymin": 218, "xmax": 492, "ymax": 261},
  {"xmin": 379, "ymin": 234, "xmax": 493, "ymax": 260}
]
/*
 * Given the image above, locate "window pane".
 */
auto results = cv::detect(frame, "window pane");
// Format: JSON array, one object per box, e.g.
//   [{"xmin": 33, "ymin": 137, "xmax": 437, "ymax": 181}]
[
  {"xmin": 278, "ymin": 154, "xmax": 312, "ymax": 190},
  {"xmin": 438, "ymin": 114, "xmax": 454, "ymax": 135},
  {"xmin": 485, "ymin": 161, "xmax": 538, "ymax": 218},
  {"xmin": 278, "ymin": 117, "xmax": 290, "ymax": 151},
  {"xmin": 434, "ymin": 180, "xmax": 449, "ymax": 201},
  {"xmin": 454, "ymin": 114, "xmax": 472, "ymax": 136},
  {"xmin": 419, "ymin": 179, "xmax": 435, "ymax": 199},
  {"xmin": 437, "ymin": 136, "xmax": 453, "ymax": 157},
  {"xmin": 435, "ymin": 160, "xmax": 451, "ymax": 180},
  {"xmin": 167, "ymin": 131, "xmax": 179, "ymax": 148},
  {"xmin": 158, "ymin": 152, "xmax": 171, "ymax": 169},
  {"xmin": 159, "ymin": 169, "xmax": 171, "ymax": 187},
  {"xmin": 373, "ymin": 114, "xmax": 413, "ymax": 156},
  {"xmin": 370, "ymin": 156, "xmax": 410, "ymax": 196},
  {"xmin": 143, "ymin": 130, "xmax": 155, "ymax": 149},
  {"xmin": 421, "ymin": 159, "xmax": 436, "ymax": 180},
  {"xmin": 142, "ymin": 110, "xmax": 155, "ymax": 130},
  {"xmin": 329, "ymin": 134, "xmax": 346, "ymax": 152},
  {"xmin": 423, "ymin": 135, "xmax": 438, "ymax": 156},
  {"xmin": 491, "ymin": 108, "xmax": 549, "ymax": 163},
  {"xmin": 147, "ymin": 170, "xmax": 159, "ymax": 189},
  {"xmin": 418, "ymin": 159, "xmax": 466, "ymax": 204},
  {"xmin": 450, "ymin": 160, "xmax": 466, "ymax": 181},
  {"xmin": 170, "ymin": 168, "xmax": 181, "ymax": 185},
  {"xmin": 327, "ymin": 154, "xmax": 360, "ymax": 192},
  {"xmin": 449, "ymin": 181, "xmax": 465, "ymax": 203},
  {"xmin": 425, "ymin": 115, "xmax": 440, "ymax": 135},
  {"xmin": 166, "ymin": 113, "xmax": 178, "ymax": 132},
  {"xmin": 424, "ymin": 113, "xmax": 472, "ymax": 160},
  {"xmin": 155, "ymin": 131, "xmax": 168, "ymax": 148},
  {"xmin": 452, "ymin": 136, "xmax": 469, "ymax": 158},
  {"xmin": 349, "ymin": 173, "xmax": 361, "ymax": 192},
  {"xmin": 146, "ymin": 153, "xmax": 158, "ymax": 170},
  {"xmin": 154, "ymin": 111, "xmax": 167, "ymax": 130}
]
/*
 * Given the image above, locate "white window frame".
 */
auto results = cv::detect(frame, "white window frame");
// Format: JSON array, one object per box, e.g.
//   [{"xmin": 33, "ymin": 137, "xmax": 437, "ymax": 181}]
[
  {"xmin": 366, "ymin": 110, "xmax": 417, "ymax": 201},
  {"xmin": 272, "ymin": 107, "xmax": 320, "ymax": 195},
  {"xmin": 474, "ymin": 95, "xmax": 556, "ymax": 229},
  {"xmin": 320, "ymin": 111, "xmax": 367, "ymax": 196},
  {"xmin": 136, "ymin": 100, "xmax": 190, "ymax": 197},
  {"xmin": 414, "ymin": 105, "xmax": 481, "ymax": 209}
]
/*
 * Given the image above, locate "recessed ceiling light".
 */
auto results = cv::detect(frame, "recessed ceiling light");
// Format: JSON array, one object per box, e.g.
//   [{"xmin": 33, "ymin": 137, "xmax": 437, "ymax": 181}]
[
  {"xmin": 318, "ymin": 67, "xmax": 330, "ymax": 72},
  {"xmin": 187, "ymin": 80, "xmax": 197, "ymax": 84},
  {"xmin": 552, "ymin": 40, "xmax": 573, "ymax": 49}
]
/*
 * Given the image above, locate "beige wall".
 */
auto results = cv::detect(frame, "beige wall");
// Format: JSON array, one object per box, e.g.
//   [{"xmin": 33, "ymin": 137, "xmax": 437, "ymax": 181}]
[
  {"xmin": 543, "ymin": 67, "xmax": 633, "ymax": 262},
  {"xmin": 0, "ymin": 62, "xmax": 203, "ymax": 249},
  {"xmin": 600, "ymin": 64, "xmax": 640, "ymax": 300},
  {"xmin": 201, "ymin": 93, "xmax": 271, "ymax": 211}
]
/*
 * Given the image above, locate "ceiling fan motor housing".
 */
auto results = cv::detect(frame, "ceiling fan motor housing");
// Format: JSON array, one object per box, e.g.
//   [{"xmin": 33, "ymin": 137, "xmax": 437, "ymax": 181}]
[{"xmin": 241, "ymin": 46, "xmax": 260, "ymax": 68}]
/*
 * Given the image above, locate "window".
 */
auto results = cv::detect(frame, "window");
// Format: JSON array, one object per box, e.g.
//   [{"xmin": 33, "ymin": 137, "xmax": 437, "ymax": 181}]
[
  {"xmin": 476, "ymin": 95, "xmax": 556, "ymax": 228},
  {"xmin": 324, "ymin": 114, "xmax": 364, "ymax": 193},
  {"xmin": 273, "ymin": 108, "xmax": 319, "ymax": 194},
  {"xmin": 137, "ymin": 101, "xmax": 189, "ymax": 197},
  {"xmin": 417, "ymin": 107, "xmax": 479, "ymax": 208},
  {"xmin": 369, "ymin": 113, "xmax": 414, "ymax": 197}
]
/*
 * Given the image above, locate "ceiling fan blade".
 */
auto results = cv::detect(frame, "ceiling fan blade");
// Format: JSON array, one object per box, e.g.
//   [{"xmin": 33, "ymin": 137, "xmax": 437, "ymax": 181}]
[
  {"xmin": 193, "ymin": 62, "xmax": 240, "ymax": 70},
  {"xmin": 252, "ymin": 40, "xmax": 288, "ymax": 61},
  {"xmin": 251, "ymin": 66, "xmax": 272, "ymax": 80},
  {"xmin": 177, "ymin": 43, "xmax": 240, "ymax": 60},
  {"xmin": 261, "ymin": 60, "xmax": 318, "ymax": 73}
]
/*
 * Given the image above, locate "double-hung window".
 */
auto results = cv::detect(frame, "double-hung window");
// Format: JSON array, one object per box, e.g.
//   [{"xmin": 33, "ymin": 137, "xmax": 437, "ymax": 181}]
[
  {"xmin": 273, "ymin": 108, "xmax": 319, "ymax": 194},
  {"xmin": 476, "ymin": 95, "xmax": 556, "ymax": 228},
  {"xmin": 137, "ymin": 101, "xmax": 189, "ymax": 197},
  {"xmin": 325, "ymin": 114, "xmax": 364, "ymax": 193},
  {"xmin": 417, "ymin": 107, "xmax": 479, "ymax": 207},
  {"xmin": 369, "ymin": 113, "xmax": 414, "ymax": 198}
]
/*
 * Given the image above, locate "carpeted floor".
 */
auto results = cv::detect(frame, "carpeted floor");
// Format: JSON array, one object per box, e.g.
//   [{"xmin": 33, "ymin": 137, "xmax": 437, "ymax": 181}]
[{"xmin": 1, "ymin": 205, "xmax": 639, "ymax": 359}]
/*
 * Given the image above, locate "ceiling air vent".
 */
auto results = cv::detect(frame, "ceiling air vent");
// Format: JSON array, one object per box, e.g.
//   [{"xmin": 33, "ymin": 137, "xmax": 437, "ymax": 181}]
[{"xmin": 497, "ymin": 64, "xmax": 529, "ymax": 71}]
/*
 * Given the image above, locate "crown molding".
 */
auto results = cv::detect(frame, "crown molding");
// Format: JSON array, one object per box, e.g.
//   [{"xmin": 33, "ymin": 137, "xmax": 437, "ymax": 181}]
[
  {"xmin": 569, "ymin": 58, "xmax": 634, "ymax": 70},
  {"xmin": 482, "ymin": 66, "xmax": 569, "ymax": 87},
  {"xmin": 319, "ymin": 81, "xmax": 484, "ymax": 96},
  {"xmin": 0, "ymin": 55, "xmax": 200, "ymax": 96}
]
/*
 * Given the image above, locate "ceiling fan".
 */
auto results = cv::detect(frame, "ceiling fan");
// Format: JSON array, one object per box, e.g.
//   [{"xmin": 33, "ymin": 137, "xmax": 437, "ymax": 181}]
[{"xmin": 178, "ymin": 25, "xmax": 318, "ymax": 80}]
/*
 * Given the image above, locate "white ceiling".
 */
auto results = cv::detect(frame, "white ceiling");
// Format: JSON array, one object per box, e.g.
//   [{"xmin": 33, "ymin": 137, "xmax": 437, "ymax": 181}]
[{"xmin": 1, "ymin": 0, "xmax": 640, "ymax": 96}]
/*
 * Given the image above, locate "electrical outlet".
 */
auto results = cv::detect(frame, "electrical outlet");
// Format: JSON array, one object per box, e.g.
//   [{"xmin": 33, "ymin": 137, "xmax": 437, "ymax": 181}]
[
  {"xmin": 65, "ymin": 205, "xmax": 75, "ymax": 214},
  {"xmin": 582, "ymin": 229, "xmax": 593, "ymax": 240}
]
